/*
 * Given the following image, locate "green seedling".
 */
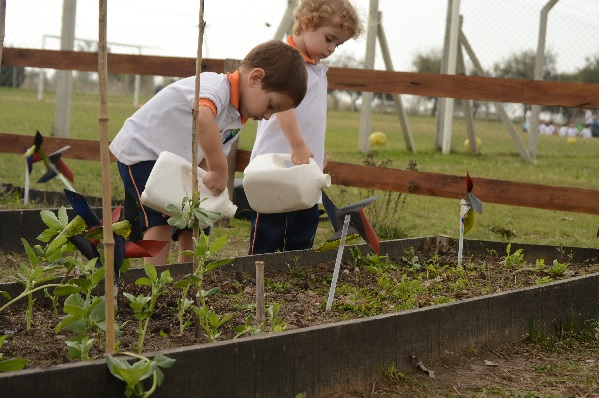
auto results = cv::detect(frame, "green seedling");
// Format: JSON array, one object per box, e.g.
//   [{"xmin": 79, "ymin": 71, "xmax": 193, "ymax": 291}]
[
  {"xmin": 174, "ymin": 231, "xmax": 234, "ymax": 339},
  {"xmin": 234, "ymin": 315, "xmax": 265, "ymax": 338},
  {"xmin": 266, "ymin": 303, "xmax": 287, "ymax": 332},
  {"xmin": 65, "ymin": 336, "xmax": 96, "ymax": 361},
  {"xmin": 503, "ymin": 243, "xmax": 526, "ymax": 267},
  {"xmin": 546, "ymin": 259, "xmax": 568, "ymax": 278},
  {"xmin": 106, "ymin": 352, "xmax": 175, "ymax": 398},
  {"xmin": 123, "ymin": 262, "xmax": 172, "ymax": 353},
  {"xmin": 0, "ymin": 335, "xmax": 27, "ymax": 372}
]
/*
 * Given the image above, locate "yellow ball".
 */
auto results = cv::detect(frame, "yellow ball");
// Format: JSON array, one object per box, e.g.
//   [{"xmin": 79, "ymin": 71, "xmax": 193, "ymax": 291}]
[
  {"xmin": 567, "ymin": 137, "xmax": 577, "ymax": 145},
  {"xmin": 369, "ymin": 131, "xmax": 387, "ymax": 146},
  {"xmin": 464, "ymin": 137, "xmax": 482, "ymax": 152}
]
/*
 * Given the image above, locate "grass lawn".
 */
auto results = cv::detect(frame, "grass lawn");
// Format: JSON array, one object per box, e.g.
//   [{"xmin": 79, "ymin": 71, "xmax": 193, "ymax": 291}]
[{"xmin": 0, "ymin": 88, "xmax": 598, "ymax": 250}]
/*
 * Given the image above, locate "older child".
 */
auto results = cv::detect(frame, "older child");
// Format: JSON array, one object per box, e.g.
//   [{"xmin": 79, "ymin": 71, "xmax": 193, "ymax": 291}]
[
  {"xmin": 110, "ymin": 40, "xmax": 308, "ymax": 265},
  {"xmin": 249, "ymin": 0, "xmax": 363, "ymax": 255}
]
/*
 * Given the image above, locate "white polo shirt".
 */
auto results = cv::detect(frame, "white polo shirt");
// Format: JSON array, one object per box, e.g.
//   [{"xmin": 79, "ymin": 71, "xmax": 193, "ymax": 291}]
[{"xmin": 110, "ymin": 73, "xmax": 244, "ymax": 165}]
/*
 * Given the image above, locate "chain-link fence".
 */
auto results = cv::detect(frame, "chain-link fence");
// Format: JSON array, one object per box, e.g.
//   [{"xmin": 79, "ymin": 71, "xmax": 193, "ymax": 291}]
[{"xmin": 1, "ymin": 0, "xmax": 598, "ymax": 144}]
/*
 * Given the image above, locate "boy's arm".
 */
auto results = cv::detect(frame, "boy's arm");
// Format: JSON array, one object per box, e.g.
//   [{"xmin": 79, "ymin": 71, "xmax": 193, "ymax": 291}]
[
  {"xmin": 276, "ymin": 109, "xmax": 313, "ymax": 165},
  {"xmin": 197, "ymin": 106, "xmax": 228, "ymax": 195}
]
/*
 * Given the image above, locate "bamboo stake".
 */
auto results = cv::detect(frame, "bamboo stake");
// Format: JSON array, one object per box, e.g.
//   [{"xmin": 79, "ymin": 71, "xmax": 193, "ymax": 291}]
[
  {"xmin": 255, "ymin": 261, "xmax": 265, "ymax": 327},
  {"xmin": 192, "ymin": 0, "xmax": 205, "ymax": 338},
  {"xmin": 98, "ymin": 0, "xmax": 115, "ymax": 355}
]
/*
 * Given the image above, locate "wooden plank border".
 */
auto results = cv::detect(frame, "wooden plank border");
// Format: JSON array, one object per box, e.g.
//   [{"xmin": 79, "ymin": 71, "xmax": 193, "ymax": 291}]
[
  {"xmin": 2, "ymin": 48, "xmax": 597, "ymax": 108},
  {"xmin": 1, "ymin": 133, "xmax": 597, "ymax": 215}
]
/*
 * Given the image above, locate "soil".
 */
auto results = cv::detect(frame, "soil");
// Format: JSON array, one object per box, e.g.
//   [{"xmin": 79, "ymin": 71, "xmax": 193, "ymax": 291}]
[{"xmin": 0, "ymin": 249, "xmax": 598, "ymax": 397}]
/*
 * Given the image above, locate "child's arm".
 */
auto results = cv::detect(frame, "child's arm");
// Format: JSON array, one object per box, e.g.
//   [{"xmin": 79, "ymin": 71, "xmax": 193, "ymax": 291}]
[
  {"xmin": 197, "ymin": 106, "xmax": 229, "ymax": 195},
  {"xmin": 276, "ymin": 109, "xmax": 313, "ymax": 165}
]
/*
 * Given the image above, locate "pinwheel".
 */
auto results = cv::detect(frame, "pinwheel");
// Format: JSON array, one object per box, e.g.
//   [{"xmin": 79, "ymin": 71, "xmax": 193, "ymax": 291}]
[
  {"xmin": 23, "ymin": 130, "xmax": 75, "ymax": 203},
  {"xmin": 317, "ymin": 191, "xmax": 381, "ymax": 255},
  {"xmin": 458, "ymin": 173, "xmax": 483, "ymax": 265},
  {"xmin": 49, "ymin": 189, "xmax": 169, "ymax": 282}
]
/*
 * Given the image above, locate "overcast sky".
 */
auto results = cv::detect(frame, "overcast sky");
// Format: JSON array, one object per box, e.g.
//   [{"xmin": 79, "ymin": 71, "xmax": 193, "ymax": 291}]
[{"xmin": 5, "ymin": 0, "xmax": 599, "ymax": 74}]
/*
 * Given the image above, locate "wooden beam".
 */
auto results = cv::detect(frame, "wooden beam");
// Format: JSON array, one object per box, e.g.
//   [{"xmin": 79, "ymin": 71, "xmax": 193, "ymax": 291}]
[
  {"xmin": 2, "ymin": 47, "xmax": 597, "ymax": 108},
  {"xmin": 2, "ymin": 47, "xmax": 224, "ymax": 77},
  {"xmin": 1, "ymin": 133, "xmax": 597, "ymax": 215}
]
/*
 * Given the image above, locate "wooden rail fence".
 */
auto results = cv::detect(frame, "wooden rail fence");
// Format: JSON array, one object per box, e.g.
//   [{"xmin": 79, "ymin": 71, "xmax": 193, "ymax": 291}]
[
  {"xmin": 1, "ymin": 133, "xmax": 597, "ymax": 215},
  {"xmin": 2, "ymin": 48, "xmax": 598, "ymax": 108}
]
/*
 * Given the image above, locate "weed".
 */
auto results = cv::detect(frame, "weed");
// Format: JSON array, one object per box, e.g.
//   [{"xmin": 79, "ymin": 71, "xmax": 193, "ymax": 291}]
[{"xmin": 546, "ymin": 259, "xmax": 568, "ymax": 278}]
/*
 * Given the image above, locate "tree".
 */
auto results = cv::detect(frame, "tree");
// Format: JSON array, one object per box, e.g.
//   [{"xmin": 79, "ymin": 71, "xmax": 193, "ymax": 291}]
[
  {"xmin": 492, "ymin": 49, "xmax": 558, "ymax": 117},
  {"xmin": 0, "ymin": 66, "xmax": 26, "ymax": 87},
  {"xmin": 411, "ymin": 48, "xmax": 442, "ymax": 116}
]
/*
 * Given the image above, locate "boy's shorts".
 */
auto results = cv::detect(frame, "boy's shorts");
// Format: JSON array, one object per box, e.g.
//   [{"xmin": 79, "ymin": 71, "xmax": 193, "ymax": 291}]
[{"xmin": 117, "ymin": 161, "xmax": 207, "ymax": 242}]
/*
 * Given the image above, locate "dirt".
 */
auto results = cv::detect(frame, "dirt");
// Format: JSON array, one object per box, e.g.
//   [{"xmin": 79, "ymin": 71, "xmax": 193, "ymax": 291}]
[{"xmin": 0, "ymin": 249, "xmax": 598, "ymax": 397}]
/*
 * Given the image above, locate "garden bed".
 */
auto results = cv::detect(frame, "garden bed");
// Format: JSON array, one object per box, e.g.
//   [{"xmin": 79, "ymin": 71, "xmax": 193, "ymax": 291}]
[{"xmin": 0, "ymin": 237, "xmax": 598, "ymax": 397}]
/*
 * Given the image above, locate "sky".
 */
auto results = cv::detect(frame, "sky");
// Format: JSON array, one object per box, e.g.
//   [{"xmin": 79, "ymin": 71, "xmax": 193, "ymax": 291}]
[{"xmin": 4, "ymin": 0, "xmax": 599, "ymax": 74}]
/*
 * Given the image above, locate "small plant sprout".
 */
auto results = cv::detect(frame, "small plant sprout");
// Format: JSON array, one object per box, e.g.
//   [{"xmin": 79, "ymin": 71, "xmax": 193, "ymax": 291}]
[
  {"xmin": 0, "ymin": 238, "xmax": 77, "ymax": 330},
  {"xmin": 174, "ymin": 230, "xmax": 234, "ymax": 339},
  {"xmin": 123, "ymin": 262, "xmax": 173, "ymax": 353},
  {"xmin": 106, "ymin": 352, "xmax": 175, "ymax": 398},
  {"xmin": 266, "ymin": 303, "xmax": 287, "ymax": 332},
  {"xmin": 234, "ymin": 315, "xmax": 265, "ymax": 338},
  {"xmin": 503, "ymin": 243, "xmax": 526, "ymax": 268},
  {"xmin": 546, "ymin": 260, "xmax": 568, "ymax": 278},
  {"xmin": 0, "ymin": 335, "xmax": 27, "ymax": 372}
]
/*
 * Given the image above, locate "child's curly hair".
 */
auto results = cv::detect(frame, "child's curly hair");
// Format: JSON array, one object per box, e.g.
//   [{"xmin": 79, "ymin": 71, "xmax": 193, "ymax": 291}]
[{"xmin": 293, "ymin": 0, "xmax": 363, "ymax": 39}]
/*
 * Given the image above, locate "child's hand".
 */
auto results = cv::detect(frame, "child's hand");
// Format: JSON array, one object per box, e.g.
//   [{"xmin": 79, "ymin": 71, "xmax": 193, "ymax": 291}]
[
  {"xmin": 202, "ymin": 169, "xmax": 228, "ymax": 196},
  {"xmin": 290, "ymin": 146, "xmax": 314, "ymax": 165}
]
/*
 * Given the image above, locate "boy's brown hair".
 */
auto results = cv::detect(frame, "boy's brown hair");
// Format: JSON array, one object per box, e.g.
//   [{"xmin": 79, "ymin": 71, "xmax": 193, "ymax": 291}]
[
  {"xmin": 293, "ymin": 0, "xmax": 364, "ymax": 39},
  {"xmin": 240, "ymin": 40, "xmax": 308, "ymax": 108}
]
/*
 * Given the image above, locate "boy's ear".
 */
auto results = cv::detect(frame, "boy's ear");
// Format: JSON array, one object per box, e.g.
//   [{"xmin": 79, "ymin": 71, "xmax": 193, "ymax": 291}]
[{"xmin": 248, "ymin": 68, "xmax": 266, "ymax": 86}]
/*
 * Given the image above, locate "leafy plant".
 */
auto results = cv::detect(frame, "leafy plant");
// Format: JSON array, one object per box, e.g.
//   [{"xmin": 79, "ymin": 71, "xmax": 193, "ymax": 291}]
[
  {"xmin": 503, "ymin": 243, "xmax": 526, "ymax": 268},
  {"xmin": 165, "ymin": 192, "xmax": 222, "ymax": 230},
  {"xmin": 546, "ymin": 259, "xmax": 568, "ymax": 278},
  {"xmin": 106, "ymin": 352, "xmax": 175, "ymax": 398},
  {"xmin": 65, "ymin": 336, "xmax": 96, "ymax": 361},
  {"xmin": 173, "ymin": 230, "xmax": 234, "ymax": 339},
  {"xmin": 123, "ymin": 263, "xmax": 173, "ymax": 353},
  {"xmin": 0, "ymin": 335, "xmax": 27, "ymax": 372},
  {"xmin": 233, "ymin": 315, "xmax": 265, "ymax": 338},
  {"xmin": 266, "ymin": 303, "xmax": 287, "ymax": 332}
]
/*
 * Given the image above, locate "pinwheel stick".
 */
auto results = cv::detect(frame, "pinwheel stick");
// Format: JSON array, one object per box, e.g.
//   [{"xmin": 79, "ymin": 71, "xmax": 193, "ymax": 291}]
[
  {"xmin": 458, "ymin": 199, "xmax": 468, "ymax": 266},
  {"xmin": 326, "ymin": 214, "xmax": 351, "ymax": 311},
  {"xmin": 98, "ymin": 0, "xmax": 115, "ymax": 355},
  {"xmin": 24, "ymin": 163, "xmax": 29, "ymax": 204}
]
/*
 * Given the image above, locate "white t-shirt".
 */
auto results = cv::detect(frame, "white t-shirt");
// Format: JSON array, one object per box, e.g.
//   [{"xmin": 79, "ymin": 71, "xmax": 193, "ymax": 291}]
[
  {"xmin": 250, "ymin": 39, "xmax": 328, "ymax": 172},
  {"xmin": 581, "ymin": 127, "xmax": 592, "ymax": 138},
  {"xmin": 110, "ymin": 73, "xmax": 244, "ymax": 165},
  {"xmin": 558, "ymin": 126, "xmax": 568, "ymax": 136}
]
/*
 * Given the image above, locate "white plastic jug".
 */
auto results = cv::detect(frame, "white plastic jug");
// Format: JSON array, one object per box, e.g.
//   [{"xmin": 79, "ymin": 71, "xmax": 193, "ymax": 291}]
[
  {"xmin": 242, "ymin": 153, "xmax": 331, "ymax": 214},
  {"xmin": 140, "ymin": 151, "xmax": 237, "ymax": 226}
]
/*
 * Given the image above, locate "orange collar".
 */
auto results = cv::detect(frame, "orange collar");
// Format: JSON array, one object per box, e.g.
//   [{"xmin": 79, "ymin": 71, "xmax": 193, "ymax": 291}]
[
  {"xmin": 227, "ymin": 70, "xmax": 248, "ymax": 124},
  {"xmin": 287, "ymin": 36, "xmax": 315, "ymax": 64}
]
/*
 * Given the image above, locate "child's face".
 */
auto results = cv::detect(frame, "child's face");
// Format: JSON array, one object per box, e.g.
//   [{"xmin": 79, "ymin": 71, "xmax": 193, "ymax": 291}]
[
  {"xmin": 297, "ymin": 21, "xmax": 353, "ymax": 62},
  {"xmin": 240, "ymin": 69, "xmax": 296, "ymax": 121}
]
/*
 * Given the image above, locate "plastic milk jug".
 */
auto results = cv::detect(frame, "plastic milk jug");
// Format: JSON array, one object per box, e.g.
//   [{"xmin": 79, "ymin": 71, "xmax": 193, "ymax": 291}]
[
  {"xmin": 140, "ymin": 151, "xmax": 237, "ymax": 226},
  {"xmin": 242, "ymin": 153, "xmax": 331, "ymax": 214}
]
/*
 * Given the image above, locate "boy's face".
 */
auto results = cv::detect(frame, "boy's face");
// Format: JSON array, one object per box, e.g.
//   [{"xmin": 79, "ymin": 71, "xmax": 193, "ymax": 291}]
[
  {"xmin": 297, "ymin": 20, "xmax": 353, "ymax": 62},
  {"xmin": 240, "ymin": 68, "xmax": 296, "ymax": 121}
]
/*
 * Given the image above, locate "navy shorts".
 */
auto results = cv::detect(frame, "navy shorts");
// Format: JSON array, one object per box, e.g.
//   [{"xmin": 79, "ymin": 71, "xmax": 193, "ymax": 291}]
[{"xmin": 117, "ymin": 161, "xmax": 206, "ymax": 242}]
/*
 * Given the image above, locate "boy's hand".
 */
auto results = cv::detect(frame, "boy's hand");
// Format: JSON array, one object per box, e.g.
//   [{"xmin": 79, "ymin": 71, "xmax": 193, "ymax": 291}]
[
  {"xmin": 202, "ymin": 169, "xmax": 228, "ymax": 196},
  {"xmin": 290, "ymin": 145, "xmax": 314, "ymax": 165}
]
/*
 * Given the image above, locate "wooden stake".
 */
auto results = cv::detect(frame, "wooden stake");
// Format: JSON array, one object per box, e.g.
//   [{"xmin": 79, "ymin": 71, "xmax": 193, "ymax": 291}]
[
  {"xmin": 255, "ymin": 261, "xmax": 265, "ymax": 327},
  {"xmin": 192, "ymin": 0, "xmax": 205, "ymax": 338},
  {"xmin": 98, "ymin": 0, "xmax": 115, "ymax": 355}
]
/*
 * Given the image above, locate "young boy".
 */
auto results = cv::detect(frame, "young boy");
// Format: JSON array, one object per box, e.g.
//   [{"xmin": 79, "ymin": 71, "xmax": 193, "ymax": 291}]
[
  {"xmin": 110, "ymin": 40, "xmax": 308, "ymax": 266},
  {"xmin": 248, "ymin": 0, "xmax": 363, "ymax": 255}
]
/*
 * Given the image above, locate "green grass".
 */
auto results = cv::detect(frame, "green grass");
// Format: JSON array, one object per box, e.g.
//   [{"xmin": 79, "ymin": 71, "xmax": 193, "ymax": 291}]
[{"xmin": 0, "ymin": 87, "xmax": 598, "ymax": 249}]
